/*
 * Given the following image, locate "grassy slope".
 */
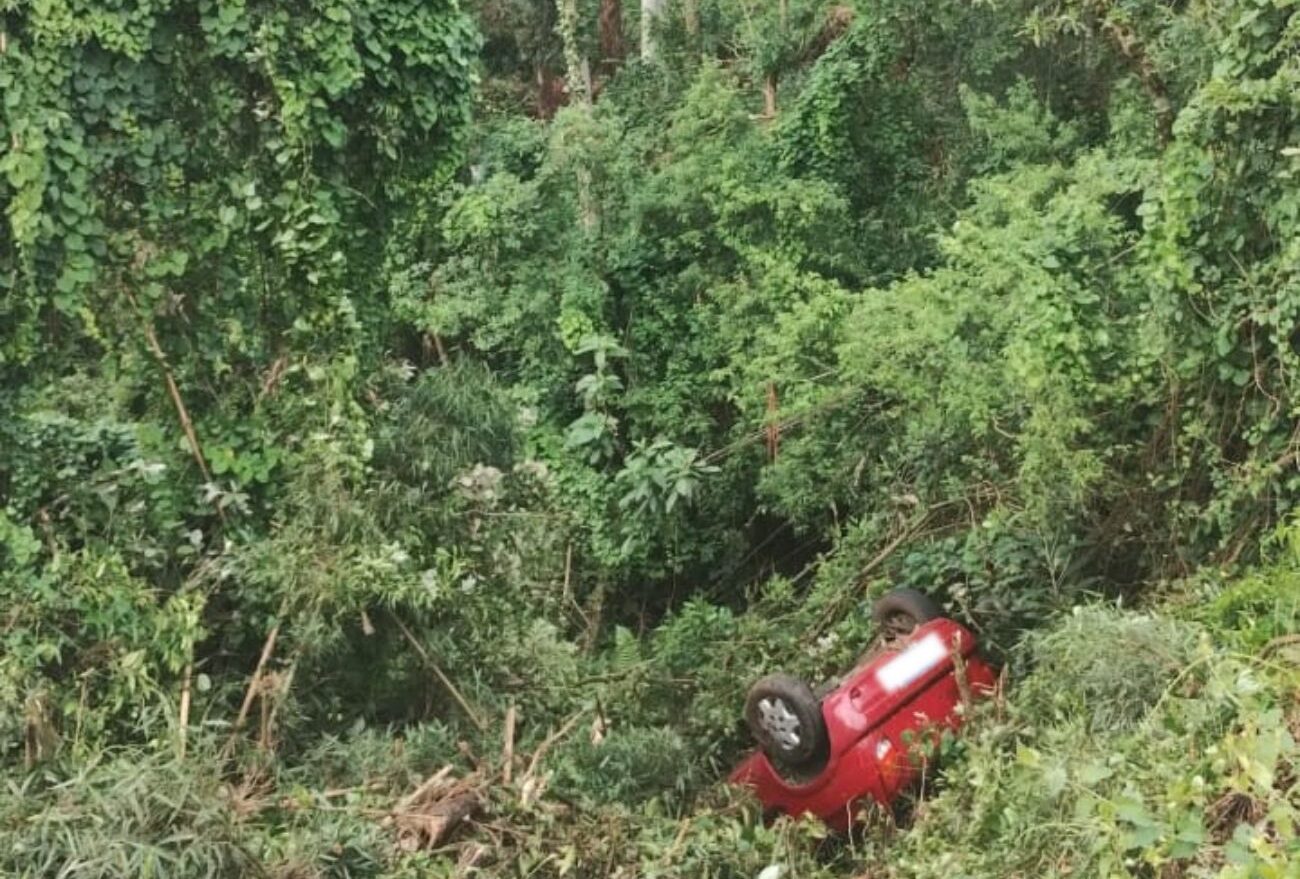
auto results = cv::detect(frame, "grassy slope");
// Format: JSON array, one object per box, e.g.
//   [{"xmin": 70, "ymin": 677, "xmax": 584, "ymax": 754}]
[{"xmin": 2, "ymin": 547, "xmax": 1296, "ymax": 879}]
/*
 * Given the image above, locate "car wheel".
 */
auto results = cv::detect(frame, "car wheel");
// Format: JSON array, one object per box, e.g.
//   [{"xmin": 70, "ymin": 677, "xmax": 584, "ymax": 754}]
[
  {"xmin": 744, "ymin": 673, "xmax": 827, "ymax": 769},
  {"xmin": 872, "ymin": 588, "xmax": 942, "ymax": 644}
]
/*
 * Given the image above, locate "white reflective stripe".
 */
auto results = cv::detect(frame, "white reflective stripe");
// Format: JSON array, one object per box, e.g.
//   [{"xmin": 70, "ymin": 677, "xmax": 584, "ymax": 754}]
[{"xmin": 875, "ymin": 631, "xmax": 949, "ymax": 692}]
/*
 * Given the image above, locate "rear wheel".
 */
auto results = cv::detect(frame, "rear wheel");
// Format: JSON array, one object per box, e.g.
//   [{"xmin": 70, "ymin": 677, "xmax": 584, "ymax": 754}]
[
  {"xmin": 872, "ymin": 588, "xmax": 942, "ymax": 645},
  {"xmin": 744, "ymin": 674, "xmax": 828, "ymax": 770}
]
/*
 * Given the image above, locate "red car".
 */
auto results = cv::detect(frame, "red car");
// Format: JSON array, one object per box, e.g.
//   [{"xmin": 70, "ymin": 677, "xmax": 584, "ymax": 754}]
[{"xmin": 729, "ymin": 589, "xmax": 998, "ymax": 830}]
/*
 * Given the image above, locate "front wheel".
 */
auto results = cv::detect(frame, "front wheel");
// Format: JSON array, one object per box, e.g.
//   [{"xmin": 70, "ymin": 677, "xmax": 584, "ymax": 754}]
[{"xmin": 744, "ymin": 673, "xmax": 828, "ymax": 769}]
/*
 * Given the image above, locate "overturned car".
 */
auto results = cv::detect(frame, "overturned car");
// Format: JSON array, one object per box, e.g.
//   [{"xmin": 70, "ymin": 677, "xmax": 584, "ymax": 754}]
[{"xmin": 730, "ymin": 589, "xmax": 998, "ymax": 830}]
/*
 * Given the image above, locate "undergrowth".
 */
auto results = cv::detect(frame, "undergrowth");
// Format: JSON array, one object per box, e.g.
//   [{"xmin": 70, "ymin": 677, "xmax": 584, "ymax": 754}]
[{"xmin": 2, "ymin": 550, "xmax": 1295, "ymax": 879}]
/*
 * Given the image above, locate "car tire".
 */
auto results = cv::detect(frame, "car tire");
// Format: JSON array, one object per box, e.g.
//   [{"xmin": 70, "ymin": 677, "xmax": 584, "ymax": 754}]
[
  {"xmin": 744, "ymin": 673, "xmax": 828, "ymax": 769},
  {"xmin": 872, "ymin": 588, "xmax": 943, "ymax": 643}
]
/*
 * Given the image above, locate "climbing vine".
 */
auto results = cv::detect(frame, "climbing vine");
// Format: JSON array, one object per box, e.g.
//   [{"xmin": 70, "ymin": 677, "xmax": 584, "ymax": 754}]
[{"xmin": 0, "ymin": 0, "xmax": 478, "ymax": 374}]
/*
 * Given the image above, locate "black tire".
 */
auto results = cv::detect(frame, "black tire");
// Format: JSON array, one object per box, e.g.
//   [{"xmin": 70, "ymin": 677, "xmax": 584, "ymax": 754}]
[
  {"xmin": 872, "ymin": 588, "xmax": 943, "ymax": 642},
  {"xmin": 744, "ymin": 673, "xmax": 828, "ymax": 768}
]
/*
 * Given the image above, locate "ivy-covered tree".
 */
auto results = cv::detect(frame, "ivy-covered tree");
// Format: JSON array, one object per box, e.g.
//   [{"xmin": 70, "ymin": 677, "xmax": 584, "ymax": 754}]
[
  {"xmin": 0, "ymin": 0, "xmax": 477, "ymax": 376},
  {"xmin": 0, "ymin": 0, "xmax": 479, "ymax": 765}
]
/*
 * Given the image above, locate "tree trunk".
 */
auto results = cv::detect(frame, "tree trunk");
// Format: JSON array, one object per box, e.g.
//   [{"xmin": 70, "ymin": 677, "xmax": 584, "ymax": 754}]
[
  {"xmin": 641, "ymin": 0, "xmax": 666, "ymax": 60},
  {"xmin": 557, "ymin": 0, "xmax": 599, "ymax": 233},
  {"xmin": 535, "ymin": 63, "xmax": 559, "ymax": 119},
  {"xmin": 762, "ymin": 0, "xmax": 787, "ymax": 117},
  {"xmin": 684, "ymin": 0, "xmax": 699, "ymax": 41},
  {"xmin": 598, "ymin": 0, "xmax": 626, "ymax": 75},
  {"xmin": 559, "ymin": 0, "xmax": 593, "ymax": 106},
  {"xmin": 1099, "ymin": 16, "xmax": 1173, "ymax": 146}
]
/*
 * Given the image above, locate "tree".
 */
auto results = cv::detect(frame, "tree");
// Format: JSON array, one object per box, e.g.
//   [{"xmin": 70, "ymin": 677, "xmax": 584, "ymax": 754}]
[
  {"xmin": 642, "ymin": 0, "xmax": 667, "ymax": 58},
  {"xmin": 718, "ymin": 0, "xmax": 854, "ymax": 116},
  {"xmin": 600, "ymin": 0, "xmax": 628, "ymax": 74}
]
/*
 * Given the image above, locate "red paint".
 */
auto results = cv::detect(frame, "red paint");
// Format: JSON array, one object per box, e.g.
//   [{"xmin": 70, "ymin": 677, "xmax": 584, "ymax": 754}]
[{"xmin": 729, "ymin": 618, "xmax": 998, "ymax": 830}]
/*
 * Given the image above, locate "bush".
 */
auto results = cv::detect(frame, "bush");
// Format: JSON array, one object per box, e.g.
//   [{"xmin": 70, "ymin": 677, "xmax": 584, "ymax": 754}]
[{"xmin": 1016, "ymin": 606, "xmax": 1201, "ymax": 732}]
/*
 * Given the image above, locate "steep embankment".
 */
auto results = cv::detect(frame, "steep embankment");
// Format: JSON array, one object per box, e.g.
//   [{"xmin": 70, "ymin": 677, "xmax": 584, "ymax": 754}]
[{"xmin": 2, "ymin": 552, "xmax": 1295, "ymax": 878}]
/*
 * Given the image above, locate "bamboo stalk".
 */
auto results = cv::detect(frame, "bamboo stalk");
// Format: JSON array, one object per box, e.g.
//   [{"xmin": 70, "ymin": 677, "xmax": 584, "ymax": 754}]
[
  {"xmin": 389, "ymin": 611, "xmax": 487, "ymax": 732},
  {"xmin": 125, "ymin": 291, "xmax": 228, "ymax": 525},
  {"xmin": 562, "ymin": 542, "xmax": 574, "ymax": 608},
  {"xmin": 178, "ymin": 660, "xmax": 193, "ymax": 758},
  {"xmin": 502, "ymin": 704, "xmax": 517, "ymax": 784},
  {"xmin": 223, "ymin": 620, "xmax": 281, "ymax": 757},
  {"xmin": 262, "ymin": 658, "xmax": 298, "ymax": 752},
  {"xmin": 520, "ymin": 712, "xmax": 584, "ymax": 791},
  {"xmin": 397, "ymin": 764, "xmax": 455, "ymax": 811}
]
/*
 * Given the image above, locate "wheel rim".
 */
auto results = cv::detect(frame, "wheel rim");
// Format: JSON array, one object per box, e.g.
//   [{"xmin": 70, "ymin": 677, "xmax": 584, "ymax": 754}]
[{"xmin": 756, "ymin": 696, "xmax": 802, "ymax": 751}]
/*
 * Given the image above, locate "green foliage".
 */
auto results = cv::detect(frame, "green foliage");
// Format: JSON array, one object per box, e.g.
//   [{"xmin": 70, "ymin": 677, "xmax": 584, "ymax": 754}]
[
  {"xmin": 4, "ymin": 0, "xmax": 1300, "ymax": 876},
  {"xmin": 1189, "ymin": 517, "xmax": 1300, "ymax": 651},
  {"xmin": 550, "ymin": 724, "xmax": 695, "ymax": 807},
  {"xmin": 416, "ymin": 62, "xmax": 872, "ymax": 584},
  {"xmin": 0, "ymin": 548, "xmax": 203, "ymax": 761},
  {"xmin": 0, "ymin": 0, "xmax": 478, "ymax": 366},
  {"xmin": 1140, "ymin": 0, "xmax": 1300, "ymax": 554},
  {"xmin": 0, "ymin": 0, "xmax": 481, "ymax": 761},
  {"xmin": 878, "ymin": 603, "xmax": 1298, "ymax": 879},
  {"xmin": 1018, "ymin": 606, "xmax": 1201, "ymax": 732},
  {"xmin": 1, "ymin": 742, "xmax": 256, "ymax": 878}
]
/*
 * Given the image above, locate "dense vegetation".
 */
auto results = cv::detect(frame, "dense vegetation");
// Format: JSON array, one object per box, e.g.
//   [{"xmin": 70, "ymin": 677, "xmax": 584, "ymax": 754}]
[{"xmin": 1, "ymin": 0, "xmax": 1297, "ymax": 876}]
